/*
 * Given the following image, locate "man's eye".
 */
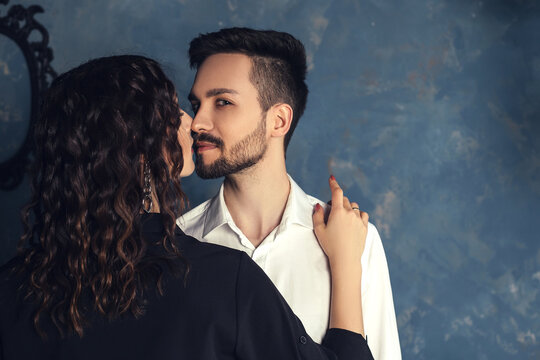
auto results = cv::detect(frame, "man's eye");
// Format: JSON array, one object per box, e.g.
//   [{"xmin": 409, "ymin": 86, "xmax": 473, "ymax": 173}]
[
  {"xmin": 216, "ymin": 99, "xmax": 232, "ymax": 106},
  {"xmin": 190, "ymin": 103, "xmax": 199, "ymax": 114}
]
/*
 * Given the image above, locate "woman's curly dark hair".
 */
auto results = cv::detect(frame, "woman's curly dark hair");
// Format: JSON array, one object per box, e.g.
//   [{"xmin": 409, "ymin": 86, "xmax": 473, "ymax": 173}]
[{"xmin": 16, "ymin": 55, "xmax": 187, "ymax": 338}]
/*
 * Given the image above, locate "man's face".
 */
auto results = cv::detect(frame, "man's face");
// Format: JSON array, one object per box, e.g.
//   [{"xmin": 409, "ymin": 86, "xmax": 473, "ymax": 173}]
[{"xmin": 189, "ymin": 53, "xmax": 268, "ymax": 179}]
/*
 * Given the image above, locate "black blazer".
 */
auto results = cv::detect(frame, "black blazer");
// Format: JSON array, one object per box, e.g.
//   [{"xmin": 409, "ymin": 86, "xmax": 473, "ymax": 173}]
[{"xmin": 0, "ymin": 214, "xmax": 373, "ymax": 360}]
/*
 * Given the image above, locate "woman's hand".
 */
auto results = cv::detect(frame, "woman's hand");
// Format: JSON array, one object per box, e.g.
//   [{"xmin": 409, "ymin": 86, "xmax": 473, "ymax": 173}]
[
  {"xmin": 312, "ymin": 175, "xmax": 369, "ymax": 335},
  {"xmin": 313, "ymin": 175, "xmax": 369, "ymax": 271}
]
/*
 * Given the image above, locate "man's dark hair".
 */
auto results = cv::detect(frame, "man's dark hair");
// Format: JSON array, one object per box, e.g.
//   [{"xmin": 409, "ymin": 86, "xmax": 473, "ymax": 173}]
[{"xmin": 189, "ymin": 27, "xmax": 308, "ymax": 152}]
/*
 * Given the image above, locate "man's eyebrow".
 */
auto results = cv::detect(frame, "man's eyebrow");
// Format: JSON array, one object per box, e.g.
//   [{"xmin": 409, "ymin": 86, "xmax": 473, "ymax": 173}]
[
  {"xmin": 188, "ymin": 88, "xmax": 238, "ymax": 102},
  {"xmin": 206, "ymin": 88, "xmax": 239, "ymax": 97}
]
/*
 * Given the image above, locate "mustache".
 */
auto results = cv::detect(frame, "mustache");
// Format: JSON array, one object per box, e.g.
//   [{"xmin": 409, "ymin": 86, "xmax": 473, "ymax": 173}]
[{"xmin": 192, "ymin": 132, "xmax": 224, "ymax": 149}]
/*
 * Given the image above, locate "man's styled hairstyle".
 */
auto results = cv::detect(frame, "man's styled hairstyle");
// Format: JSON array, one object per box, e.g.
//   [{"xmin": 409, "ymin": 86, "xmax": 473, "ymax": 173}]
[{"xmin": 189, "ymin": 27, "xmax": 308, "ymax": 151}]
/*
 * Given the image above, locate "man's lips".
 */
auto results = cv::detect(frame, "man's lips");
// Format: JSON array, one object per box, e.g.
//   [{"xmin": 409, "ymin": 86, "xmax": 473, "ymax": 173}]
[{"xmin": 195, "ymin": 141, "xmax": 218, "ymax": 153}]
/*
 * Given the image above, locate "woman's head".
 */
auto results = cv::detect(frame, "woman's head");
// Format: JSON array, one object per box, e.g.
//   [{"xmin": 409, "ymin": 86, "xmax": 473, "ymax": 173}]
[
  {"xmin": 39, "ymin": 55, "xmax": 194, "ymax": 182},
  {"xmin": 19, "ymin": 55, "xmax": 190, "ymax": 338}
]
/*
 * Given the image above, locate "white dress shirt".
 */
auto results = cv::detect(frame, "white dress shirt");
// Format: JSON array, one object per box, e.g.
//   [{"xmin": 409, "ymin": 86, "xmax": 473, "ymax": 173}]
[{"xmin": 178, "ymin": 175, "xmax": 401, "ymax": 360}]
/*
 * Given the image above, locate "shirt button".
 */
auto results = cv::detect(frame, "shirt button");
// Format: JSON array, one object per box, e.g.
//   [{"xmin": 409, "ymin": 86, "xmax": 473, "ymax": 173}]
[{"xmin": 299, "ymin": 335, "xmax": 307, "ymax": 344}]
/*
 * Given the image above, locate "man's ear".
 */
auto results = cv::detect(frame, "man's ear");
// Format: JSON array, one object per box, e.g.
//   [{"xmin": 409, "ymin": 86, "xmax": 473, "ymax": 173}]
[{"xmin": 269, "ymin": 103, "xmax": 293, "ymax": 138}]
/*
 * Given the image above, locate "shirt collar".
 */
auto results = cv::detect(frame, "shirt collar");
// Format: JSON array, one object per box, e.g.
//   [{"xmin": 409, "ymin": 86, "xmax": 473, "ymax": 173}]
[
  {"xmin": 280, "ymin": 175, "xmax": 316, "ymax": 230},
  {"xmin": 202, "ymin": 174, "xmax": 315, "ymax": 238},
  {"xmin": 202, "ymin": 185, "xmax": 232, "ymax": 238}
]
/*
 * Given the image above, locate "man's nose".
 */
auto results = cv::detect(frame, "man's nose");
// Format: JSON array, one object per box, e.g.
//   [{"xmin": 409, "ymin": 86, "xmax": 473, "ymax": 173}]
[{"xmin": 191, "ymin": 107, "xmax": 213, "ymax": 134}]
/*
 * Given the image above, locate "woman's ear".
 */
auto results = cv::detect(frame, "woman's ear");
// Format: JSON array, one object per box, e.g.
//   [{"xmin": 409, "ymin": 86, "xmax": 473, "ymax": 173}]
[{"xmin": 269, "ymin": 103, "xmax": 293, "ymax": 138}]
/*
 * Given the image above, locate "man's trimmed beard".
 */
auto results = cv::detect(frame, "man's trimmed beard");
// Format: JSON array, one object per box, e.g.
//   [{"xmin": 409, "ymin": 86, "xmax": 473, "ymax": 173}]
[{"xmin": 195, "ymin": 116, "xmax": 267, "ymax": 179}]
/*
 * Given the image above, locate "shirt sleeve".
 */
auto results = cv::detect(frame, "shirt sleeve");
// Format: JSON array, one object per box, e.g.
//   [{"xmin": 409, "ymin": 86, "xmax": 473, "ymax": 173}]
[
  {"xmin": 234, "ymin": 253, "xmax": 374, "ymax": 360},
  {"xmin": 362, "ymin": 223, "xmax": 402, "ymax": 360}
]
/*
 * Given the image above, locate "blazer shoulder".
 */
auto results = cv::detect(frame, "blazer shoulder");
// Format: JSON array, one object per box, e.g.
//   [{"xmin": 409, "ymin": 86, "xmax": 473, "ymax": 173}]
[{"xmin": 177, "ymin": 232, "xmax": 244, "ymax": 264}]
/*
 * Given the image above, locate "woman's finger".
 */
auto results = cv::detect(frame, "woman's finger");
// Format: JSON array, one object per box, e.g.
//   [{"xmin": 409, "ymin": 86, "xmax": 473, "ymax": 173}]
[
  {"xmin": 312, "ymin": 203, "xmax": 325, "ymax": 233},
  {"xmin": 361, "ymin": 211, "xmax": 369, "ymax": 226},
  {"xmin": 343, "ymin": 196, "xmax": 351, "ymax": 210},
  {"xmin": 329, "ymin": 175, "xmax": 344, "ymax": 208}
]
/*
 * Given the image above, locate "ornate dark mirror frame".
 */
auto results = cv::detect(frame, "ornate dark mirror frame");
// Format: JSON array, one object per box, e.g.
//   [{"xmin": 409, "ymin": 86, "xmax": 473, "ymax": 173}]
[{"xmin": 0, "ymin": 0, "xmax": 56, "ymax": 190}]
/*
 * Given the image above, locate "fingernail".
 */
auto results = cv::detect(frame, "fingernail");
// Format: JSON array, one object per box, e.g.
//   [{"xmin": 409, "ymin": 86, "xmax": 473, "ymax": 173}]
[
  {"xmin": 330, "ymin": 174, "xmax": 335, "ymax": 181},
  {"xmin": 315, "ymin": 203, "xmax": 322, "ymax": 211}
]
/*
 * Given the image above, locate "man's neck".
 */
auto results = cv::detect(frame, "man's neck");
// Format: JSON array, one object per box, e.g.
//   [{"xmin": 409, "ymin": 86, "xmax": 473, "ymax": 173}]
[{"xmin": 223, "ymin": 156, "xmax": 290, "ymax": 248}]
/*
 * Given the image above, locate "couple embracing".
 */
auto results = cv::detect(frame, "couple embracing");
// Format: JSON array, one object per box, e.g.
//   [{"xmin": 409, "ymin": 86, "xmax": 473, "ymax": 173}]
[{"xmin": 0, "ymin": 27, "xmax": 400, "ymax": 359}]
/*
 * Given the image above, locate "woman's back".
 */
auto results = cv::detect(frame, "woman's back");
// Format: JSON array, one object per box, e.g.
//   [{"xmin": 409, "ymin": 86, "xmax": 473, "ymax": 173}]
[{"xmin": 1, "ymin": 214, "xmax": 350, "ymax": 360}]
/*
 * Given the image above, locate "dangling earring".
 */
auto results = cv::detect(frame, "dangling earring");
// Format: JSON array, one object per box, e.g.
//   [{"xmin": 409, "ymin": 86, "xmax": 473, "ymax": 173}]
[{"xmin": 142, "ymin": 161, "xmax": 153, "ymax": 213}]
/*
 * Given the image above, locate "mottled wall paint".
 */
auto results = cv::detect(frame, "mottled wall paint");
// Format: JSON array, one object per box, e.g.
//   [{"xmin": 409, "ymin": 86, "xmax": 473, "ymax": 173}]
[{"xmin": 0, "ymin": 0, "xmax": 539, "ymax": 358}]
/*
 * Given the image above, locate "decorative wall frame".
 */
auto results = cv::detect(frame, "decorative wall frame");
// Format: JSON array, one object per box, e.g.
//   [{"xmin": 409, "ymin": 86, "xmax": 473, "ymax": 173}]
[{"xmin": 0, "ymin": 0, "xmax": 56, "ymax": 190}]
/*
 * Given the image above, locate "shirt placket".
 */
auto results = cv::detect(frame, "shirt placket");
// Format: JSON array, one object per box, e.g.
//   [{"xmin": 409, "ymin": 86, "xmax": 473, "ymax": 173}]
[{"xmin": 251, "ymin": 227, "xmax": 280, "ymax": 270}]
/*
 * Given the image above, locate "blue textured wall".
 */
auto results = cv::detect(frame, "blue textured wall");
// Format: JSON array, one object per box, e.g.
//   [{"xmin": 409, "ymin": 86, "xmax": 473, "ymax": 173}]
[{"xmin": 1, "ymin": 1, "xmax": 539, "ymax": 358}]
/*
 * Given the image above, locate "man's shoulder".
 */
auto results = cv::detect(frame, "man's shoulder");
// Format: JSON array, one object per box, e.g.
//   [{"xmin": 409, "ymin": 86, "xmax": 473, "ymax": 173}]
[
  {"xmin": 304, "ymin": 193, "xmax": 326, "ymax": 208},
  {"xmin": 289, "ymin": 177, "xmax": 327, "ymax": 210}
]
